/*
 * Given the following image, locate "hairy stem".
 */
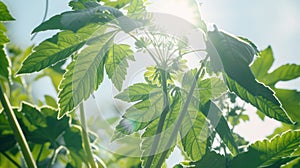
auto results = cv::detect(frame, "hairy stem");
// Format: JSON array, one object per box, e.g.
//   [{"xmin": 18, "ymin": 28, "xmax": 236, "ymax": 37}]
[
  {"xmin": 79, "ymin": 103, "xmax": 102, "ymax": 168},
  {"xmin": 0, "ymin": 86, "xmax": 36, "ymax": 168},
  {"xmin": 144, "ymin": 69, "xmax": 170, "ymax": 168}
]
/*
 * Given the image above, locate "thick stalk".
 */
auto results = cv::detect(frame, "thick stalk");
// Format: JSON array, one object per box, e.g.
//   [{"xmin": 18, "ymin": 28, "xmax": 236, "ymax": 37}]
[
  {"xmin": 0, "ymin": 86, "xmax": 36, "ymax": 168},
  {"xmin": 79, "ymin": 103, "xmax": 101, "ymax": 168},
  {"xmin": 144, "ymin": 69, "xmax": 170, "ymax": 168},
  {"xmin": 156, "ymin": 67, "xmax": 203, "ymax": 167}
]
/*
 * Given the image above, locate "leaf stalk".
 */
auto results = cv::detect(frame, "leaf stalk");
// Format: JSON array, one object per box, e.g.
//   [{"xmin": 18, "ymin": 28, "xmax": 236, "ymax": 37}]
[{"xmin": 0, "ymin": 85, "xmax": 37, "ymax": 168}]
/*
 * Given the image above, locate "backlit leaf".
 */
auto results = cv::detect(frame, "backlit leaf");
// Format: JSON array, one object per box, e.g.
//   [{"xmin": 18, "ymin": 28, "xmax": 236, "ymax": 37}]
[
  {"xmin": 0, "ymin": 2, "xmax": 15, "ymax": 21},
  {"xmin": 181, "ymin": 70, "xmax": 227, "ymax": 104},
  {"xmin": 201, "ymin": 101, "xmax": 238, "ymax": 155},
  {"xmin": 250, "ymin": 46, "xmax": 274, "ymax": 81},
  {"xmin": 180, "ymin": 104, "xmax": 209, "ymax": 161},
  {"xmin": 125, "ymin": 0, "xmax": 145, "ymax": 20},
  {"xmin": 230, "ymin": 130, "xmax": 300, "ymax": 168},
  {"xmin": 32, "ymin": 5, "xmax": 123, "ymax": 33},
  {"xmin": 58, "ymin": 28, "xmax": 117, "ymax": 118},
  {"xmin": 0, "ymin": 31, "xmax": 9, "ymax": 44},
  {"xmin": 18, "ymin": 24, "xmax": 102, "ymax": 74},
  {"xmin": 224, "ymin": 74, "xmax": 293, "ymax": 124},
  {"xmin": 112, "ymin": 84, "xmax": 163, "ymax": 140},
  {"xmin": 251, "ymin": 46, "xmax": 300, "ymax": 123},
  {"xmin": 0, "ymin": 46, "xmax": 10, "ymax": 81},
  {"xmin": 188, "ymin": 151, "xmax": 226, "ymax": 168},
  {"xmin": 114, "ymin": 83, "xmax": 160, "ymax": 102},
  {"xmin": 105, "ymin": 44, "xmax": 134, "ymax": 90},
  {"xmin": 207, "ymin": 28, "xmax": 287, "ymax": 120},
  {"xmin": 198, "ymin": 77, "xmax": 227, "ymax": 104},
  {"xmin": 274, "ymin": 89, "xmax": 300, "ymax": 123},
  {"xmin": 141, "ymin": 94, "xmax": 181, "ymax": 168},
  {"xmin": 264, "ymin": 64, "xmax": 300, "ymax": 86}
]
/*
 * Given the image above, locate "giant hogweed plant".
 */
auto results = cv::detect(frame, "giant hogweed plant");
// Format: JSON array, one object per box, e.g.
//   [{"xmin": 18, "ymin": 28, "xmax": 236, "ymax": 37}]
[{"xmin": 0, "ymin": 0, "xmax": 300, "ymax": 167}]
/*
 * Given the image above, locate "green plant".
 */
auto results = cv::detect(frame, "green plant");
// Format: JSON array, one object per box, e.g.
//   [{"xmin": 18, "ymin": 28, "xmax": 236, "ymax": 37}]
[{"xmin": 0, "ymin": 0, "xmax": 300, "ymax": 168}]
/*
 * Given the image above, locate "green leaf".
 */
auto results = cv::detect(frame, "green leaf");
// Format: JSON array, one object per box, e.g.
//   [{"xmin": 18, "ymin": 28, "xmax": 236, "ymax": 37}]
[
  {"xmin": 198, "ymin": 77, "xmax": 227, "ymax": 104},
  {"xmin": 123, "ymin": 93, "xmax": 163, "ymax": 125},
  {"xmin": 180, "ymin": 107, "xmax": 209, "ymax": 161},
  {"xmin": 69, "ymin": 0, "xmax": 99, "ymax": 10},
  {"xmin": 264, "ymin": 64, "xmax": 300, "ymax": 86},
  {"xmin": 0, "ymin": 46, "xmax": 10, "ymax": 81},
  {"xmin": 251, "ymin": 47, "xmax": 300, "ymax": 86},
  {"xmin": 274, "ymin": 89, "xmax": 300, "ymax": 123},
  {"xmin": 125, "ymin": 0, "xmax": 145, "ymax": 20},
  {"xmin": 189, "ymin": 151, "xmax": 226, "ymax": 168},
  {"xmin": 231, "ymin": 130, "xmax": 300, "ymax": 168},
  {"xmin": 17, "ymin": 24, "xmax": 103, "ymax": 74},
  {"xmin": 282, "ymin": 158, "xmax": 300, "ymax": 168},
  {"xmin": 201, "ymin": 101, "xmax": 238, "ymax": 155},
  {"xmin": 207, "ymin": 28, "xmax": 286, "ymax": 108},
  {"xmin": 207, "ymin": 27, "xmax": 256, "ymax": 75},
  {"xmin": 250, "ymin": 46, "xmax": 274, "ymax": 81},
  {"xmin": 44, "ymin": 95, "xmax": 58, "ymax": 108},
  {"xmin": 0, "ymin": 134, "xmax": 16, "ymax": 152},
  {"xmin": 114, "ymin": 83, "xmax": 160, "ymax": 102},
  {"xmin": 105, "ymin": 44, "xmax": 134, "ymax": 91},
  {"xmin": 0, "ymin": 31, "xmax": 9, "ymax": 44},
  {"xmin": 16, "ymin": 103, "xmax": 70, "ymax": 144},
  {"xmin": 102, "ymin": 0, "xmax": 131, "ymax": 9},
  {"xmin": 32, "ymin": 5, "xmax": 123, "ymax": 33},
  {"xmin": 250, "ymin": 46, "xmax": 300, "ymax": 123},
  {"xmin": 63, "ymin": 125, "xmax": 88, "ymax": 167},
  {"xmin": 58, "ymin": 28, "xmax": 117, "ymax": 118},
  {"xmin": 224, "ymin": 74, "xmax": 293, "ymax": 124},
  {"xmin": 181, "ymin": 70, "xmax": 227, "ymax": 104},
  {"xmin": 112, "ymin": 85, "xmax": 163, "ymax": 140},
  {"xmin": 141, "ymin": 95, "xmax": 181, "ymax": 168},
  {"xmin": 0, "ymin": 2, "xmax": 15, "ymax": 21}
]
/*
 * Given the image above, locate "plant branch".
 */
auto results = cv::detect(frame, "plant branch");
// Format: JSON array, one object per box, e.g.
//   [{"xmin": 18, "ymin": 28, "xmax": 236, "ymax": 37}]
[
  {"xmin": 156, "ymin": 56, "xmax": 208, "ymax": 167},
  {"xmin": 0, "ymin": 85, "xmax": 36, "ymax": 168},
  {"xmin": 128, "ymin": 33, "xmax": 160, "ymax": 65},
  {"xmin": 144, "ymin": 69, "xmax": 170, "ymax": 168},
  {"xmin": 79, "ymin": 103, "xmax": 102, "ymax": 168}
]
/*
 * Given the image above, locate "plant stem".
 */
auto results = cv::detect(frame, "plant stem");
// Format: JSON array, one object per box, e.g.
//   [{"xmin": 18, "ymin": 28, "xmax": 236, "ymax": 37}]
[
  {"xmin": 0, "ymin": 86, "xmax": 36, "ymax": 168},
  {"xmin": 144, "ymin": 69, "xmax": 170, "ymax": 168},
  {"xmin": 79, "ymin": 103, "xmax": 101, "ymax": 168},
  {"xmin": 156, "ymin": 61, "xmax": 206, "ymax": 167}
]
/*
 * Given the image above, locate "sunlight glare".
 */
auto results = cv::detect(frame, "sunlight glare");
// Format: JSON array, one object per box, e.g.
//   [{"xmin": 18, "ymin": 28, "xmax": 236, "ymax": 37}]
[{"xmin": 147, "ymin": 0, "xmax": 202, "ymax": 26}]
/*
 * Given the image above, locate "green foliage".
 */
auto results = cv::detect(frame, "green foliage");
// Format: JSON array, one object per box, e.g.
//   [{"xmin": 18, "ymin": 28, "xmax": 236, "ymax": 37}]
[
  {"xmin": 112, "ymin": 83, "xmax": 162, "ymax": 140},
  {"xmin": 32, "ymin": 5, "xmax": 123, "ymax": 33},
  {"xmin": 105, "ymin": 44, "xmax": 135, "ymax": 90},
  {"xmin": 58, "ymin": 27, "xmax": 117, "ymax": 118},
  {"xmin": 230, "ymin": 130, "xmax": 300, "ymax": 168},
  {"xmin": 207, "ymin": 28, "xmax": 293, "ymax": 124},
  {"xmin": 17, "ymin": 25, "xmax": 100, "ymax": 74},
  {"xmin": 0, "ymin": 4, "xmax": 12, "ymax": 83},
  {"xmin": 1, "ymin": 0, "xmax": 300, "ymax": 167},
  {"xmin": 183, "ymin": 151, "xmax": 226, "ymax": 168},
  {"xmin": 251, "ymin": 46, "xmax": 300, "ymax": 123},
  {"xmin": 0, "ymin": 47, "xmax": 10, "ymax": 81},
  {"xmin": 201, "ymin": 101, "xmax": 239, "ymax": 155},
  {"xmin": 0, "ymin": 2, "xmax": 15, "ymax": 21}
]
